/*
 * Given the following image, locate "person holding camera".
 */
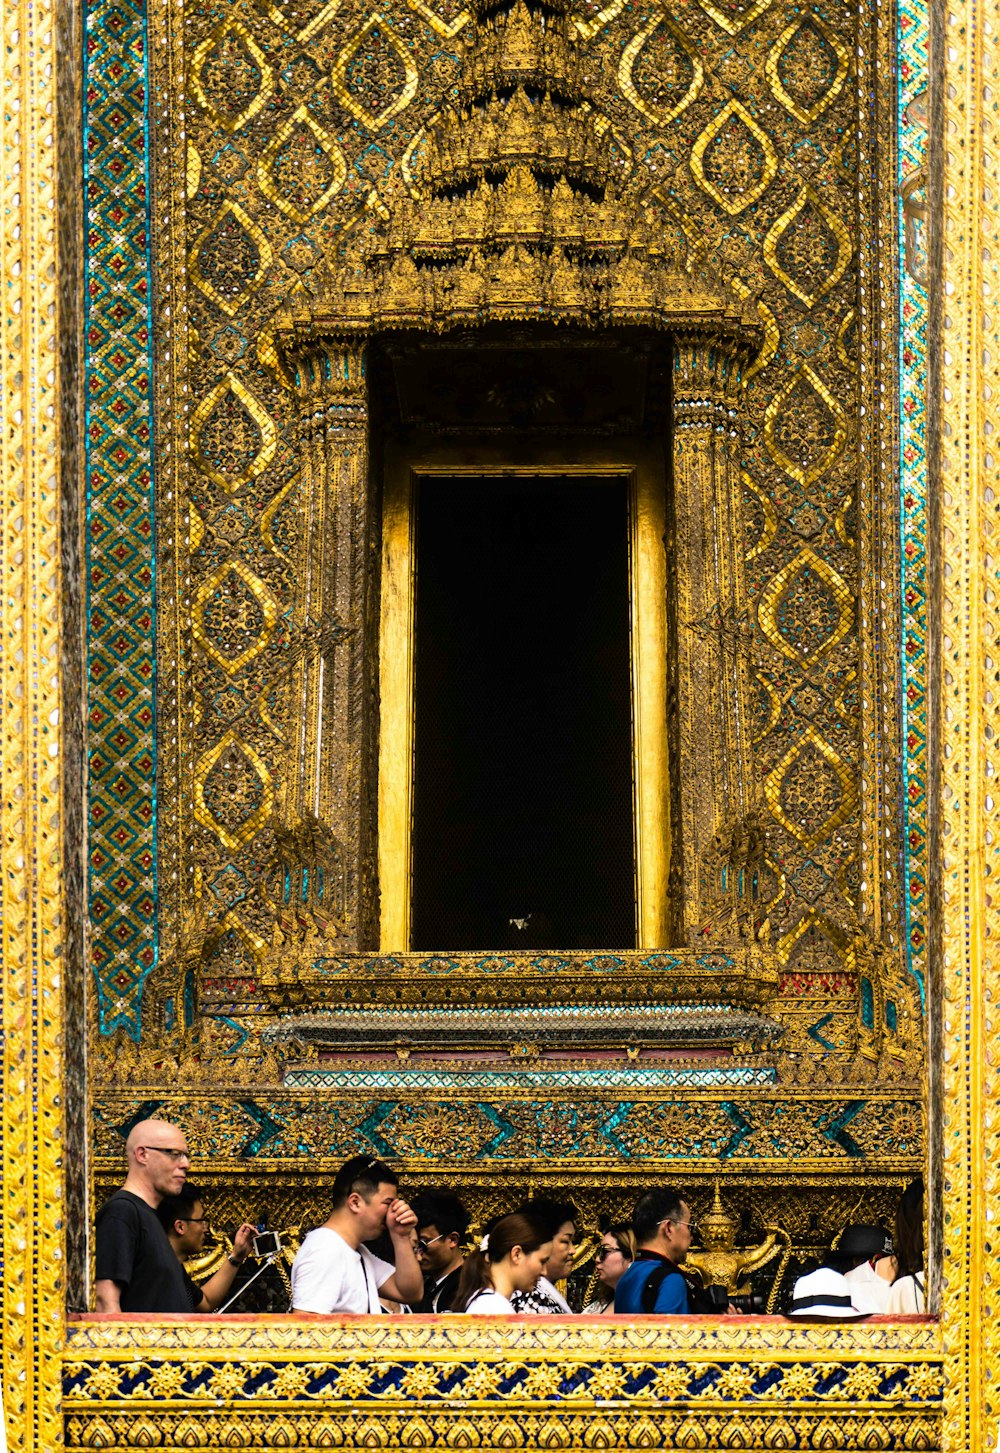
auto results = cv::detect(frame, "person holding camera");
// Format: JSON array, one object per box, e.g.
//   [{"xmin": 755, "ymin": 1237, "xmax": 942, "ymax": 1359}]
[{"xmin": 156, "ymin": 1184, "xmax": 258, "ymax": 1312}]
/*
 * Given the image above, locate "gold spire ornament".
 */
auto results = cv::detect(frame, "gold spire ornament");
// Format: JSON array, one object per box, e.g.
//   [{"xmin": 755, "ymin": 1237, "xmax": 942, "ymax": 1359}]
[
  {"xmin": 684, "ymin": 1181, "xmax": 791, "ymax": 1309},
  {"xmin": 283, "ymin": 0, "xmax": 759, "ymax": 350}
]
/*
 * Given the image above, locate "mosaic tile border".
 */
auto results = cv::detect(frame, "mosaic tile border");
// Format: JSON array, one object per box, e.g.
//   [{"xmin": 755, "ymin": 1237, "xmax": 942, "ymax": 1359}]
[
  {"xmin": 898, "ymin": 0, "xmax": 930, "ymax": 1008},
  {"xmin": 83, "ymin": 0, "xmax": 159, "ymax": 1036}
]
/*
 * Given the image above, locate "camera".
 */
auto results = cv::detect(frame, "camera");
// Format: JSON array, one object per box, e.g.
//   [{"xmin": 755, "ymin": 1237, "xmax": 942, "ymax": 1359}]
[{"xmin": 252, "ymin": 1230, "xmax": 281, "ymax": 1259}]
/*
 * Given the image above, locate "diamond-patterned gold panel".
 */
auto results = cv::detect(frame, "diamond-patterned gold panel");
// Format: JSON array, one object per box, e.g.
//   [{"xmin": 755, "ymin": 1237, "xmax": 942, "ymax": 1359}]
[
  {"xmin": 190, "ymin": 373, "xmax": 278, "ymax": 494},
  {"xmin": 190, "ymin": 20, "xmax": 274, "ymax": 133},
  {"xmin": 618, "ymin": 15, "xmax": 704, "ymax": 128},
  {"xmin": 765, "ymin": 726, "xmax": 858, "ymax": 851},
  {"xmin": 194, "ymin": 731, "xmax": 276, "ymax": 852},
  {"xmin": 151, "ymin": 0, "xmax": 894, "ymax": 1060},
  {"xmin": 766, "ymin": 15, "xmax": 849, "ymax": 126},
  {"xmin": 691, "ymin": 100, "xmax": 779, "ymax": 216}
]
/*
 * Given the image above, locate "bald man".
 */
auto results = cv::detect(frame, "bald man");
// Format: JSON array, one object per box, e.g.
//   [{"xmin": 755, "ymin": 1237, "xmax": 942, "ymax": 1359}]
[{"xmin": 94, "ymin": 1118, "xmax": 255, "ymax": 1313}]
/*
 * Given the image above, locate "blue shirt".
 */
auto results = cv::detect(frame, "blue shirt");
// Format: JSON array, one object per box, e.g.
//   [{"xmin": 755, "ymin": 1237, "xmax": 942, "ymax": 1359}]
[{"xmin": 614, "ymin": 1256, "xmax": 690, "ymax": 1314}]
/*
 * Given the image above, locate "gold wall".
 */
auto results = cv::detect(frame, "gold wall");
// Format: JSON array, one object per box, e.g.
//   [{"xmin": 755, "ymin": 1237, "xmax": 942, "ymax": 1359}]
[
  {"xmin": 4, "ymin": 0, "xmax": 1000, "ymax": 1442},
  {"xmin": 79, "ymin": 0, "xmax": 926, "ymax": 1247}
]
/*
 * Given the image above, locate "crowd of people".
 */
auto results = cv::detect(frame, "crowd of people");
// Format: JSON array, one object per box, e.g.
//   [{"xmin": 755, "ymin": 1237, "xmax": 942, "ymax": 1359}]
[{"xmin": 94, "ymin": 1119, "xmax": 926, "ymax": 1318}]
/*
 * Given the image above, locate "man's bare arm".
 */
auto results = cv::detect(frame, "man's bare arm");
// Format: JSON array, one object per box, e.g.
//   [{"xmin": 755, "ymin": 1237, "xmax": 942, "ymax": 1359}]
[{"xmin": 94, "ymin": 1279, "xmax": 122, "ymax": 1313}]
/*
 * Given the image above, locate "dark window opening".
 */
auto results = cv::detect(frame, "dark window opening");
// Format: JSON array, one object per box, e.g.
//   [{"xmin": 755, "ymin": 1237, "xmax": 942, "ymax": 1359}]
[{"xmin": 410, "ymin": 475, "xmax": 636, "ymax": 951}]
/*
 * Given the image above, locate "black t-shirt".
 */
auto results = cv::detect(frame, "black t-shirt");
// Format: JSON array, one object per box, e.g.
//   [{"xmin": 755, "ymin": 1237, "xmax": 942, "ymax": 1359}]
[{"xmin": 95, "ymin": 1190, "xmax": 202, "ymax": 1313}]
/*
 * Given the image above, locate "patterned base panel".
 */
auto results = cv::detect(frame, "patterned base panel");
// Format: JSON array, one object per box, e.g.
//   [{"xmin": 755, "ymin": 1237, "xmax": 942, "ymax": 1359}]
[{"xmin": 63, "ymin": 1318, "xmax": 944, "ymax": 1451}]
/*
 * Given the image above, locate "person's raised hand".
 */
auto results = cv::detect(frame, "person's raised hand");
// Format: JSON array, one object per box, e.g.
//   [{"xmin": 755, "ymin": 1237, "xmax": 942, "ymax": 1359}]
[
  {"xmin": 232, "ymin": 1222, "xmax": 257, "ymax": 1261},
  {"xmin": 386, "ymin": 1199, "xmax": 417, "ymax": 1236}
]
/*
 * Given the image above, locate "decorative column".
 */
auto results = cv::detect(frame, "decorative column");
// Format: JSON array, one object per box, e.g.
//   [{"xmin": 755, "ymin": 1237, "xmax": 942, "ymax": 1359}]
[
  {"xmin": 284, "ymin": 340, "xmax": 376, "ymax": 948},
  {"xmin": 670, "ymin": 328, "xmax": 761, "ymax": 947}
]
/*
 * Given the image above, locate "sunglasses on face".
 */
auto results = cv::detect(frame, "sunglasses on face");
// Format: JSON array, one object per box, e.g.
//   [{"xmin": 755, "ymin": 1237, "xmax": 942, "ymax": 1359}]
[
  {"xmin": 596, "ymin": 1246, "xmax": 628, "ymax": 1262},
  {"xmin": 416, "ymin": 1232, "xmax": 447, "ymax": 1253}
]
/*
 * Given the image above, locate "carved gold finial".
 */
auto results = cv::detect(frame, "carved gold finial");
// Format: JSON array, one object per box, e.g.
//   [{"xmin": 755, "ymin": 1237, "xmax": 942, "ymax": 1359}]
[{"xmin": 685, "ymin": 1182, "xmax": 791, "ymax": 1305}]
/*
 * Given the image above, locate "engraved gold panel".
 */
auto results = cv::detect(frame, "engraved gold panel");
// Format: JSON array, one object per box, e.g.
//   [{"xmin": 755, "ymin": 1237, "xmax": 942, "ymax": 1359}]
[
  {"xmin": 763, "ymin": 364, "xmax": 848, "ymax": 486},
  {"xmin": 190, "ymin": 201, "xmax": 274, "ymax": 317},
  {"xmin": 406, "ymin": 0, "xmax": 470, "ymax": 38},
  {"xmin": 758, "ymin": 547, "xmax": 854, "ymax": 666},
  {"xmin": 766, "ymin": 15, "xmax": 850, "ymax": 126},
  {"xmin": 742, "ymin": 471, "xmax": 779, "ymax": 562},
  {"xmin": 618, "ymin": 16, "xmax": 704, "ymax": 128},
  {"xmin": 694, "ymin": 0, "xmax": 776, "ymax": 38},
  {"xmin": 690, "ymin": 99, "xmax": 779, "ymax": 216},
  {"xmin": 256, "ymin": 107, "xmax": 348, "ymax": 223},
  {"xmin": 193, "ymin": 731, "xmax": 276, "ymax": 850},
  {"xmin": 189, "ymin": 20, "xmax": 274, "ymax": 133},
  {"xmin": 743, "ymin": 298, "xmax": 781, "ymax": 382},
  {"xmin": 191, "ymin": 559, "xmax": 280, "ymax": 676},
  {"xmin": 331, "ymin": 15, "xmax": 420, "ymax": 131},
  {"xmin": 764, "ymin": 184, "xmax": 853, "ymax": 308},
  {"xmin": 765, "ymin": 725, "xmax": 858, "ymax": 850},
  {"xmin": 190, "ymin": 372, "xmax": 278, "ymax": 493}
]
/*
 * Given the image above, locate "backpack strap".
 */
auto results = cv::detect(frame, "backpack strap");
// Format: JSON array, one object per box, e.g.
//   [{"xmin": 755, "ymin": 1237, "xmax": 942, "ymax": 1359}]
[{"xmin": 640, "ymin": 1261, "xmax": 673, "ymax": 1313}]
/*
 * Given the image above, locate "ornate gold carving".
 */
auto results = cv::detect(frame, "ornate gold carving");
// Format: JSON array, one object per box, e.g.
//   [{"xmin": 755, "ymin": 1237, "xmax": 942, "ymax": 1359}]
[
  {"xmin": 764, "ymin": 184, "xmax": 852, "ymax": 308},
  {"xmin": 763, "ymin": 364, "xmax": 848, "ymax": 486},
  {"xmin": 766, "ymin": 15, "xmax": 849, "ymax": 126},
  {"xmin": 256, "ymin": 107, "xmax": 348, "ymax": 223},
  {"xmin": 690, "ymin": 100, "xmax": 779, "ymax": 216},
  {"xmin": 743, "ymin": 472, "xmax": 779, "ymax": 562},
  {"xmin": 618, "ymin": 16, "xmax": 704, "ymax": 128},
  {"xmin": 190, "ymin": 201, "xmax": 274, "ymax": 317},
  {"xmin": 331, "ymin": 15, "xmax": 420, "ymax": 131},
  {"xmin": 189, "ymin": 20, "xmax": 274, "ymax": 133},
  {"xmin": 765, "ymin": 726, "xmax": 858, "ymax": 850},
  {"xmin": 406, "ymin": 0, "xmax": 470, "ymax": 37},
  {"xmin": 694, "ymin": 0, "xmax": 776, "ymax": 38},
  {"xmin": 757, "ymin": 547, "xmax": 854, "ymax": 667},
  {"xmin": 191, "ymin": 559, "xmax": 280, "ymax": 676},
  {"xmin": 684, "ymin": 1181, "xmax": 790, "ymax": 1306},
  {"xmin": 190, "ymin": 373, "xmax": 277, "ymax": 493},
  {"xmin": 61, "ymin": 1318, "xmax": 944, "ymax": 1452},
  {"xmin": 193, "ymin": 731, "xmax": 276, "ymax": 850}
]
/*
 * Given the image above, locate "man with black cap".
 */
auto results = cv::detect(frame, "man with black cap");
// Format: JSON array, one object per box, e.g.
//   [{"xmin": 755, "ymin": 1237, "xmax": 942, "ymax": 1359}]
[
  {"xmin": 840, "ymin": 1223, "xmax": 896, "ymax": 1313},
  {"xmin": 788, "ymin": 1222, "xmax": 895, "ymax": 1318}
]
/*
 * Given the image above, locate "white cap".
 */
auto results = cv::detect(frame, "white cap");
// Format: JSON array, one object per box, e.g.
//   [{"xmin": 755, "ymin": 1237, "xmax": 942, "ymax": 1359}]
[{"xmin": 787, "ymin": 1267, "xmax": 868, "ymax": 1319}]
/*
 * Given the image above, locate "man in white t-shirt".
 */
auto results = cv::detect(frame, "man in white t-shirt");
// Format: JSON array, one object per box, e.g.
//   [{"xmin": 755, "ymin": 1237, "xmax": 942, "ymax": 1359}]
[{"xmin": 291, "ymin": 1156, "xmax": 423, "ymax": 1314}]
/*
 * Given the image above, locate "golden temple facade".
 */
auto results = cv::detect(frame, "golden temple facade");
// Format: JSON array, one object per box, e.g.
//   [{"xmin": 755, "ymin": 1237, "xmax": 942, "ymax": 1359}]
[{"xmin": 1, "ymin": 0, "xmax": 998, "ymax": 1439}]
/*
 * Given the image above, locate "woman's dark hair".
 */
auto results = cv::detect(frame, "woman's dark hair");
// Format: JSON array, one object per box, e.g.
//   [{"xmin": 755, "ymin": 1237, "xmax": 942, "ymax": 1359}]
[
  {"xmin": 515, "ymin": 1197, "xmax": 578, "ymax": 1238},
  {"xmin": 455, "ymin": 1212, "xmax": 550, "ymax": 1311},
  {"xmin": 893, "ymin": 1176, "xmax": 925, "ymax": 1280}
]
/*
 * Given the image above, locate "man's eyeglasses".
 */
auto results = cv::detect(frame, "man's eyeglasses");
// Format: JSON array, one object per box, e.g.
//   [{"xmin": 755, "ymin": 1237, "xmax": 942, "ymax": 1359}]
[
  {"xmin": 178, "ymin": 1215, "xmax": 208, "ymax": 1224},
  {"xmin": 416, "ymin": 1232, "xmax": 447, "ymax": 1253},
  {"xmin": 658, "ymin": 1217, "xmax": 698, "ymax": 1233},
  {"xmin": 140, "ymin": 1145, "xmax": 190, "ymax": 1162}
]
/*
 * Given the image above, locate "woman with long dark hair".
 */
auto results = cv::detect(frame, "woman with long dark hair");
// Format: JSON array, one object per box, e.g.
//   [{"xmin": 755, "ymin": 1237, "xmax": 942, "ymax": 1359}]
[
  {"xmin": 455, "ymin": 1213, "xmax": 553, "ymax": 1313},
  {"xmin": 887, "ymin": 1177, "xmax": 926, "ymax": 1313}
]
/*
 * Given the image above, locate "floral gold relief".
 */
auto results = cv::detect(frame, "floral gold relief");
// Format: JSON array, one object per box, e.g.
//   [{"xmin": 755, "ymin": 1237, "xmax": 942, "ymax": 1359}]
[
  {"xmin": 189, "ymin": 20, "xmax": 274, "ymax": 133},
  {"xmin": 690, "ymin": 99, "xmax": 779, "ymax": 216}
]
